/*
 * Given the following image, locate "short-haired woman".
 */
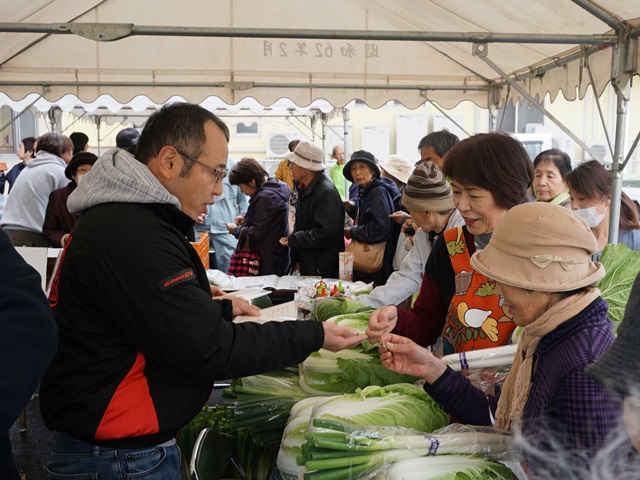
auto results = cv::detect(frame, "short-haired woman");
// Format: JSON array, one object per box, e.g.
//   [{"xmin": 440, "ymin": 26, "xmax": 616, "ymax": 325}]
[
  {"xmin": 368, "ymin": 132, "xmax": 533, "ymax": 354},
  {"xmin": 532, "ymin": 148, "xmax": 572, "ymax": 207},
  {"xmin": 227, "ymin": 157, "xmax": 291, "ymax": 276},
  {"xmin": 566, "ymin": 159, "xmax": 640, "ymax": 260},
  {"xmin": 379, "ymin": 202, "xmax": 622, "ymax": 478},
  {"xmin": 343, "ymin": 150, "xmax": 398, "ymax": 285}
]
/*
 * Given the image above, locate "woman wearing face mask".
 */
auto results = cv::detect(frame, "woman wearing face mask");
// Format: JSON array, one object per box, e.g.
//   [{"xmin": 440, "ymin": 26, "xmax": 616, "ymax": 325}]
[
  {"xmin": 565, "ymin": 160, "xmax": 640, "ymax": 261},
  {"xmin": 532, "ymin": 149, "xmax": 572, "ymax": 207},
  {"xmin": 43, "ymin": 151, "xmax": 97, "ymax": 247}
]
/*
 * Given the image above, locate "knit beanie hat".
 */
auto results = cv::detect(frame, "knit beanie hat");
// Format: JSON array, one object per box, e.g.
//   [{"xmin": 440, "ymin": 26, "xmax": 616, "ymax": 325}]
[{"xmin": 401, "ymin": 161, "xmax": 454, "ymax": 212}]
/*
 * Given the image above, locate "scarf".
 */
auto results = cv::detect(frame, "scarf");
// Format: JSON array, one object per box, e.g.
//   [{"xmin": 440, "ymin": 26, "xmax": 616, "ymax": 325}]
[{"xmin": 494, "ymin": 288, "xmax": 601, "ymax": 430}]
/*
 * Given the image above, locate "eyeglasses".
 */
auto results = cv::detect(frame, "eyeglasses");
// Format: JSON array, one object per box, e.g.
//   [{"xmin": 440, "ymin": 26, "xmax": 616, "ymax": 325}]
[{"xmin": 175, "ymin": 148, "xmax": 227, "ymax": 182}]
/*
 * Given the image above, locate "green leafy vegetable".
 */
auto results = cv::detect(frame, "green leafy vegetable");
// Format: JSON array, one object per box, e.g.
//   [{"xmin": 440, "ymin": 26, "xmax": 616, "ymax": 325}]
[
  {"xmin": 292, "ymin": 384, "xmax": 453, "ymax": 479},
  {"xmin": 300, "ymin": 313, "xmax": 418, "ymax": 395},
  {"xmin": 598, "ymin": 243, "xmax": 640, "ymax": 332},
  {"xmin": 308, "ymin": 384, "xmax": 449, "ymax": 434},
  {"xmin": 311, "ymin": 298, "xmax": 370, "ymax": 322}
]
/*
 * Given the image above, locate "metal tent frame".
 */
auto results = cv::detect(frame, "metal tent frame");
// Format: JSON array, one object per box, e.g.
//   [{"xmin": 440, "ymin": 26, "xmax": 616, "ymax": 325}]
[{"xmin": 0, "ymin": 0, "xmax": 639, "ymax": 242}]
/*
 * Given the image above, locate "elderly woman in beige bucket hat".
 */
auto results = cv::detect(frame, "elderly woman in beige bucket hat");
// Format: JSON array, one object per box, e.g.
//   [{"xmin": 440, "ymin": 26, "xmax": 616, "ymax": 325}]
[{"xmin": 378, "ymin": 202, "xmax": 623, "ymax": 478}]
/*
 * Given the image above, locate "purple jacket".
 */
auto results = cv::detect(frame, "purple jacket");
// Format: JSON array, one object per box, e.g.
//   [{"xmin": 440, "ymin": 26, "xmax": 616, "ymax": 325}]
[
  {"xmin": 425, "ymin": 297, "xmax": 623, "ymax": 478},
  {"xmin": 233, "ymin": 178, "xmax": 290, "ymax": 276}
]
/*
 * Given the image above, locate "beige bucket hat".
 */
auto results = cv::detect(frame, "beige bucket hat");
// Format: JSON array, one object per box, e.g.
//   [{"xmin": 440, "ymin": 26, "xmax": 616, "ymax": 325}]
[
  {"xmin": 470, "ymin": 202, "xmax": 605, "ymax": 292},
  {"xmin": 289, "ymin": 141, "xmax": 326, "ymax": 172}
]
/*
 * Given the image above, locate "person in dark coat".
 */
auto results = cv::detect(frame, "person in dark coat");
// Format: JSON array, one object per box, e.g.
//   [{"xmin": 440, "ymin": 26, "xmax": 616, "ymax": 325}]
[
  {"xmin": 43, "ymin": 151, "xmax": 97, "ymax": 247},
  {"xmin": 343, "ymin": 150, "xmax": 398, "ymax": 285},
  {"xmin": 279, "ymin": 141, "xmax": 345, "ymax": 278},
  {"xmin": 227, "ymin": 157, "xmax": 291, "ymax": 275},
  {"xmin": 0, "ymin": 136, "xmax": 36, "ymax": 195},
  {"xmin": 0, "ymin": 229, "xmax": 58, "ymax": 480}
]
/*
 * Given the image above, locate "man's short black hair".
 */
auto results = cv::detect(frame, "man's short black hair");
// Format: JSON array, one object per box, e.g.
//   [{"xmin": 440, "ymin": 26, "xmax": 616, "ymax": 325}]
[
  {"xmin": 418, "ymin": 130, "xmax": 460, "ymax": 159},
  {"xmin": 136, "ymin": 103, "xmax": 230, "ymax": 176},
  {"xmin": 69, "ymin": 132, "xmax": 89, "ymax": 155}
]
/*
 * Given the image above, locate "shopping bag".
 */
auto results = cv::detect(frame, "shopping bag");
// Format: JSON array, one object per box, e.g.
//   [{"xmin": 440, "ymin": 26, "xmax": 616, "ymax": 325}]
[
  {"xmin": 345, "ymin": 239, "xmax": 385, "ymax": 273},
  {"xmin": 228, "ymin": 232, "xmax": 260, "ymax": 277}
]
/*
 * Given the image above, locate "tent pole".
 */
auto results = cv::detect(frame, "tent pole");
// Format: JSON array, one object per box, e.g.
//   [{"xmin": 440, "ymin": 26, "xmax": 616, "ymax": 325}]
[
  {"xmin": 585, "ymin": 60, "xmax": 615, "ymax": 159},
  {"xmin": 473, "ymin": 43, "xmax": 602, "ymax": 160},
  {"xmin": 0, "ymin": 23, "xmax": 619, "ymax": 46},
  {"xmin": 95, "ymin": 116, "xmax": 102, "ymax": 156},
  {"xmin": 487, "ymin": 84, "xmax": 500, "ymax": 132},
  {"xmin": 343, "ymin": 108, "xmax": 350, "ymax": 199},
  {"xmin": 607, "ymin": 34, "xmax": 634, "ymax": 245},
  {"xmin": 570, "ymin": 0, "xmax": 626, "ymax": 31}
]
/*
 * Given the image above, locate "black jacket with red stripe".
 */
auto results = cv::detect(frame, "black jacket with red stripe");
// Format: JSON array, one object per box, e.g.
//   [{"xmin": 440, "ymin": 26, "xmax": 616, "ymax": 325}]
[{"xmin": 40, "ymin": 150, "xmax": 324, "ymax": 448}]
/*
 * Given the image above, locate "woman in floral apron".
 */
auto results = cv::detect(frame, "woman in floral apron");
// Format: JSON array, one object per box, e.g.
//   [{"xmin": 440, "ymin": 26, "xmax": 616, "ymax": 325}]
[{"xmin": 367, "ymin": 132, "xmax": 534, "ymax": 355}]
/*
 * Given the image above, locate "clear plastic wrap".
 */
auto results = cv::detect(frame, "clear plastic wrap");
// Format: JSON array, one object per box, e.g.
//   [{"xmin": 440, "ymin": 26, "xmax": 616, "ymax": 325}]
[
  {"xmin": 441, "ymin": 344, "xmax": 517, "ymax": 392},
  {"xmin": 300, "ymin": 421, "xmax": 521, "ymax": 480}
]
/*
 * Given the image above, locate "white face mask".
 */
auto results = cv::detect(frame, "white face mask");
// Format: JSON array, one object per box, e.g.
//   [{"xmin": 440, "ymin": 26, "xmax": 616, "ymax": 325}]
[
  {"xmin": 75, "ymin": 173, "xmax": 86, "ymax": 185},
  {"xmin": 574, "ymin": 196, "xmax": 606, "ymax": 228}
]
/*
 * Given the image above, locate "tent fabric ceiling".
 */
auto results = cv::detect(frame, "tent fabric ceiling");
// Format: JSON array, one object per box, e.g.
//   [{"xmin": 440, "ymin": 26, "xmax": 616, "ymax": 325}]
[{"xmin": 0, "ymin": 0, "xmax": 639, "ymax": 110}]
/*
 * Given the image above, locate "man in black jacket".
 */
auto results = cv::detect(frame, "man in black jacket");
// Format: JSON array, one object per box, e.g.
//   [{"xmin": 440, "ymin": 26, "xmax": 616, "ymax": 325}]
[
  {"xmin": 40, "ymin": 103, "xmax": 363, "ymax": 480},
  {"xmin": 279, "ymin": 141, "xmax": 345, "ymax": 278}
]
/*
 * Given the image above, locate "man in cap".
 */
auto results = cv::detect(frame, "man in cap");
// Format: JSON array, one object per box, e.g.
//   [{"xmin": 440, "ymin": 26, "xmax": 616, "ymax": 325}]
[
  {"xmin": 279, "ymin": 140, "xmax": 345, "ymax": 278},
  {"xmin": 43, "ymin": 151, "xmax": 98, "ymax": 247},
  {"xmin": 115, "ymin": 127, "xmax": 141, "ymax": 154},
  {"xmin": 358, "ymin": 161, "xmax": 464, "ymax": 308},
  {"xmin": 40, "ymin": 103, "xmax": 363, "ymax": 480}
]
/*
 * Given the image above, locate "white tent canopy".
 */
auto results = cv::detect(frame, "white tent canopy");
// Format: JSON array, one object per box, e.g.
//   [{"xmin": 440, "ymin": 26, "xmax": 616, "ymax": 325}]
[
  {"xmin": 0, "ymin": 0, "xmax": 639, "ymax": 110},
  {"xmin": 2, "ymin": 0, "xmax": 640, "ymax": 242}
]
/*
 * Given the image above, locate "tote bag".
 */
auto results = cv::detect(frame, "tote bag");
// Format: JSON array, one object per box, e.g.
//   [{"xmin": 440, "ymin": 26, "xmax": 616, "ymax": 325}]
[
  {"xmin": 346, "ymin": 239, "xmax": 385, "ymax": 273},
  {"xmin": 346, "ymin": 205, "xmax": 385, "ymax": 274},
  {"xmin": 228, "ymin": 231, "xmax": 260, "ymax": 277}
]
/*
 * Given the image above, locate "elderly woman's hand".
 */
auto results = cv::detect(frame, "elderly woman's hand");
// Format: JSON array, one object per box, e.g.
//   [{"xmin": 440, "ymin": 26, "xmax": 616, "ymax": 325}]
[
  {"xmin": 366, "ymin": 305, "xmax": 398, "ymax": 344},
  {"xmin": 390, "ymin": 210, "xmax": 411, "ymax": 225},
  {"xmin": 379, "ymin": 333, "xmax": 447, "ymax": 383}
]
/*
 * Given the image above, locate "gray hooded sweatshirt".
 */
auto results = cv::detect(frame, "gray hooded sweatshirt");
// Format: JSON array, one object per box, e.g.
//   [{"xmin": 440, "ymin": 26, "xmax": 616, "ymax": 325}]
[
  {"xmin": 1, "ymin": 151, "xmax": 69, "ymax": 233},
  {"xmin": 67, "ymin": 148, "xmax": 180, "ymax": 215}
]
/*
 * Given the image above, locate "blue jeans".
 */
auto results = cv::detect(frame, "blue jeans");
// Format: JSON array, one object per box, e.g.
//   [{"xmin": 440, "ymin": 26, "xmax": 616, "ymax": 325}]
[{"xmin": 46, "ymin": 433, "xmax": 181, "ymax": 480}]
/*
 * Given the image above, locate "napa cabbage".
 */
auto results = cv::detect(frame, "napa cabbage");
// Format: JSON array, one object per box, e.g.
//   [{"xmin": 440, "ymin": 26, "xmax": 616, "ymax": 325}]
[
  {"xmin": 598, "ymin": 243, "xmax": 640, "ymax": 332},
  {"xmin": 310, "ymin": 298, "xmax": 371, "ymax": 322},
  {"xmin": 385, "ymin": 455, "xmax": 518, "ymax": 480}
]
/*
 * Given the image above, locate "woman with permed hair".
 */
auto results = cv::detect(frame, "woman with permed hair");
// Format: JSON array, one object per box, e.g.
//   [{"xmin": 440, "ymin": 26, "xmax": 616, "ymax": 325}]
[{"xmin": 368, "ymin": 132, "xmax": 534, "ymax": 355}]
